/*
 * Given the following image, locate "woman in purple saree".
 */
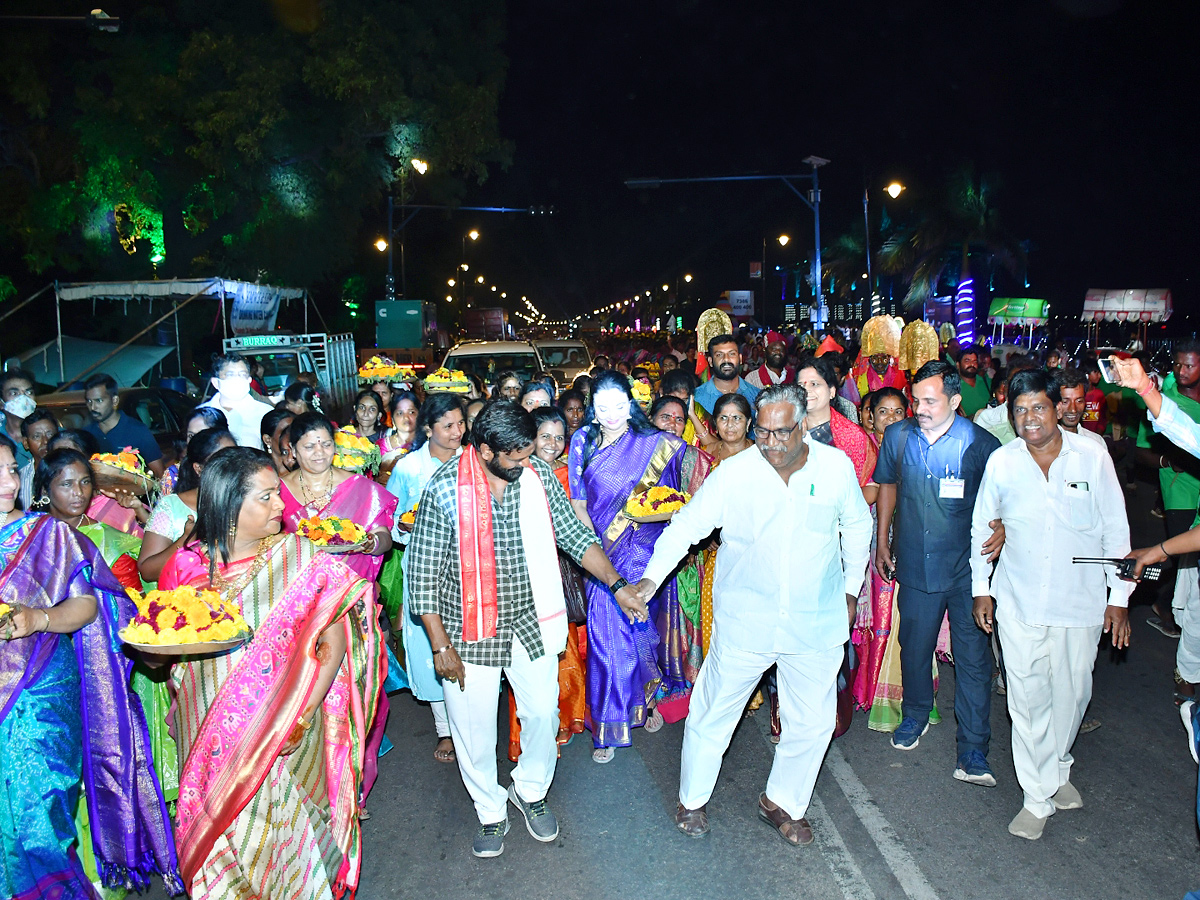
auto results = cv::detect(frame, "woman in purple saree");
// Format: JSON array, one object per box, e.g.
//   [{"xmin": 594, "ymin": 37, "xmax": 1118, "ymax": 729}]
[
  {"xmin": 569, "ymin": 373, "xmax": 691, "ymax": 764},
  {"xmin": 0, "ymin": 435, "xmax": 180, "ymax": 899}
]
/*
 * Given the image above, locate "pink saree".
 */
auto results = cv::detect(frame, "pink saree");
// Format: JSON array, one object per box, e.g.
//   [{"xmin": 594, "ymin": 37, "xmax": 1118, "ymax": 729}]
[
  {"xmin": 163, "ymin": 533, "xmax": 382, "ymax": 899},
  {"xmin": 280, "ymin": 474, "xmax": 397, "ymax": 582}
]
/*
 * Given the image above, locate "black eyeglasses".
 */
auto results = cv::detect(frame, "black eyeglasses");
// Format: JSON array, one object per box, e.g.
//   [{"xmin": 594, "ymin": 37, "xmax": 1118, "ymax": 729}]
[{"xmin": 752, "ymin": 424, "xmax": 799, "ymax": 442}]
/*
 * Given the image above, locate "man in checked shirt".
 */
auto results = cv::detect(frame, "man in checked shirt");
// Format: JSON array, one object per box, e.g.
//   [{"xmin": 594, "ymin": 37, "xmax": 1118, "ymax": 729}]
[{"xmin": 406, "ymin": 400, "xmax": 645, "ymax": 859}]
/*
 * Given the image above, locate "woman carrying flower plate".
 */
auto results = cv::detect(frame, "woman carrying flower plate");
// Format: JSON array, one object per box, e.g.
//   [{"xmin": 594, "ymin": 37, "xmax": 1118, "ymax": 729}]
[
  {"xmin": 278, "ymin": 413, "xmax": 396, "ymax": 801},
  {"xmin": 377, "ymin": 390, "xmax": 420, "ymax": 485},
  {"xmin": 384, "ymin": 392, "xmax": 466, "ymax": 764},
  {"xmin": 569, "ymin": 371, "xmax": 691, "ymax": 763},
  {"xmin": 0, "ymin": 434, "xmax": 181, "ymax": 899},
  {"xmin": 156, "ymin": 447, "xmax": 382, "ymax": 900}
]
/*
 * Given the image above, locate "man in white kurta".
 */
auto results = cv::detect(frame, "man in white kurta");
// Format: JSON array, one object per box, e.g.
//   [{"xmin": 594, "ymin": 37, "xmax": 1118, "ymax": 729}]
[
  {"xmin": 638, "ymin": 384, "xmax": 872, "ymax": 845},
  {"xmin": 970, "ymin": 370, "xmax": 1131, "ymax": 841}
]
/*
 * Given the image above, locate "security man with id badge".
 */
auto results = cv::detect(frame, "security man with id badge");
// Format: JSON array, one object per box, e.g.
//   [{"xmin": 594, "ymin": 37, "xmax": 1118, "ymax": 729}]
[{"xmin": 874, "ymin": 360, "xmax": 1003, "ymax": 786}]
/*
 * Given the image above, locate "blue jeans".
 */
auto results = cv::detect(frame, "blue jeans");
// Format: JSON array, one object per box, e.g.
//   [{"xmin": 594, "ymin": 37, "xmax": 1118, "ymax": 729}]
[{"xmin": 897, "ymin": 582, "xmax": 992, "ymax": 757}]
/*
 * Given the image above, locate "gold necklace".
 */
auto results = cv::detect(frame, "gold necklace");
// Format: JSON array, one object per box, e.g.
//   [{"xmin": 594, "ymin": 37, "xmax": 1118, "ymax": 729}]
[
  {"xmin": 209, "ymin": 535, "xmax": 278, "ymax": 598},
  {"xmin": 298, "ymin": 468, "xmax": 334, "ymax": 506}
]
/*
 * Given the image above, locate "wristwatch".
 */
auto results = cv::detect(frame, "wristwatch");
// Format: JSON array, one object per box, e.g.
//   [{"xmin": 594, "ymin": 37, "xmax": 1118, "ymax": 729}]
[{"xmin": 610, "ymin": 577, "xmax": 630, "ymax": 594}]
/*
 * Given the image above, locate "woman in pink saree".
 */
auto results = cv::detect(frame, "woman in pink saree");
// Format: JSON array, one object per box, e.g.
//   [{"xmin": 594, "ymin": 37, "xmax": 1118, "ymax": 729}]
[
  {"xmin": 278, "ymin": 413, "xmax": 397, "ymax": 800},
  {"xmin": 278, "ymin": 413, "xmax": 397, "ymax": 581},
  {"xmin": 158, "ymin": 447, "xmax": 383, "ymax": 900}
]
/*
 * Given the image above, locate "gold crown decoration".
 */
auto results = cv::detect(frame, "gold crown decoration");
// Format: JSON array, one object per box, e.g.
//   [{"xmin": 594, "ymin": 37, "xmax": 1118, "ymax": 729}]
[
  {"xmin": 898, "ymin": 320, "xmax": 941, "ymax": 371},
  {"xmin": 859, "ymin": 314, "xmax": 902, "ymax": 358},
  {"xmin": 696, "ymin": 308, "xmax": 733, "ymax": 357}
]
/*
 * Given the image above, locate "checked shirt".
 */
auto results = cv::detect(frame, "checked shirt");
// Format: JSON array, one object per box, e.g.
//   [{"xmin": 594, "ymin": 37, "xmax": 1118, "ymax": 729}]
[{"xmin": 406, "ymin": 455, "xmax": 597, "ymax": 667}]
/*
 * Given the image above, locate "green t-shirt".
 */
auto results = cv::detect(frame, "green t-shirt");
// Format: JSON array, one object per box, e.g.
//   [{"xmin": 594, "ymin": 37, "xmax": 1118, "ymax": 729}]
[
  {"xmin": 1137, "ymin": 375, "xmax": 1200, "ymax": 512},
  {"xmin": 958, "ymin": 374, "xmax": 993, "ymax": 418}
]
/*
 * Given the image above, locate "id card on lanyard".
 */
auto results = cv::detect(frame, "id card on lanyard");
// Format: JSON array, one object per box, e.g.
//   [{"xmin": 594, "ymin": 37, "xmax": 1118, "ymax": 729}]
[{"xmin": 939, "ymin": 476, "xmax": 965, "ymax": 499}]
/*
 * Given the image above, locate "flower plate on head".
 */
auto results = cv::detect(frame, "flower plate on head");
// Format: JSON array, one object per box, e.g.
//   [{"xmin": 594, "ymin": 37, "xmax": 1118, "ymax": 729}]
[
  {"xmin": 332, "ymin": 426, "xmax": 382, "ymax": 475},
  {"xmin": 357, "ymin": 355, "xmax": 416, "ymax": 384},
  {"xmin": 624, "ymin": 486, "xmax": 690, "ymax": 523},
  {"xmin": 91, "ymin": 447, "xmax": 158, "ymax": 495},
  {"xmin": 120, "ymin": 586, "xmax": 251, "ymax": 655},
  {"xmin": 423, "ymin": 367, "xmax": 471, "ymax": 394},
  {"xmin": 297, "ymin": 514, "xmax": 367, "ymax": 552}
]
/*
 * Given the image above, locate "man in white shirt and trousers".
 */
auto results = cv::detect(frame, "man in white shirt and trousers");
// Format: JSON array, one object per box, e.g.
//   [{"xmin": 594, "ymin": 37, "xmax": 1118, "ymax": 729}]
[
  {"xmin": 637, "ymin": 383, "xmax": 872, "ymax": 845},
  {"xmin": 970, "ymin": 369, "xmax": 1131, "ymax": 841}
]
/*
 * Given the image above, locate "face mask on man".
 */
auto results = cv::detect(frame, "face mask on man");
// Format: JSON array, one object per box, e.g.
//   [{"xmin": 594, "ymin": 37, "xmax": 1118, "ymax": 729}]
[
  {"xmin": 4, "ymin": 395, "xmax": 35, "ymax": 419},
  {"xmin": 216, "ymin": 376, "xmax": 251, "ymax": 401}
]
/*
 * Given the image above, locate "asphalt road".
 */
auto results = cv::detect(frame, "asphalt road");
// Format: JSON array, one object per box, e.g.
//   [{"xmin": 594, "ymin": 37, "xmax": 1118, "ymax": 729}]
[
  {"xmin": 358, "ymin": 475, "xmax": 1199, "ymax": 900},
  {"xmin": 142, "ymin": 474, "xmax": 1200, "ymax": 899}
]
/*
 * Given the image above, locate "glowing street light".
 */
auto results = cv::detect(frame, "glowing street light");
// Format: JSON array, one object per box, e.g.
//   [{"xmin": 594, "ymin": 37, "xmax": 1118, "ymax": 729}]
[
  {"xmin": 411, "ymin": 158, "xmax": 429, "ymax": 175},
  {"xmin": 467, "ymin": 229, "xmax": 480, "ymax": 241},
  {"xmin": 886, "ymin": 181, "xmax": 905, "ymax": 199},
  {"xmin": 662, "ymin": 284, "xmax": 670, "ymax": 292},
  {"xmin": 683, "ymin": 274, "xmax": 693, "ymax": 283},
  {"xmin": 500, "ymin": 292, "xmax": 507, "ymax": 298},
  {"xmin": 476, "ymin": 275, "xmax": 485, "ymax": 284},
  {"xmin": 374, "ymin": 238, "xmax": 388, "ymax": 252},
  {"xmin": 491, "ymin": 285, "xmax": 498, "ymax": 292},
  {"xmin": 447, "ymin": 278, "xmax": 456, "ymax": 287},
  {"xmin": 445, "ymin": 294, "xmax": 453, "ymax": 302},
  {"xmin": 777, "ymin": 234, "xmax": 790, "ymax": 247}
]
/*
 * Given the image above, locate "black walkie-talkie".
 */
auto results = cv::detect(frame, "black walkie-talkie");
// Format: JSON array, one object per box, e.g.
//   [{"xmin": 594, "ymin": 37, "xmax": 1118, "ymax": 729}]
[{"xmin": 1073, "ymin": 557, "xmax": 1164, "ymax": 582}]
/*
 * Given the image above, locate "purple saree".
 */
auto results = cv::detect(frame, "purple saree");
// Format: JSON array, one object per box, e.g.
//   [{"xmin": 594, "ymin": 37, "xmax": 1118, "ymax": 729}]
[
  {"xmin": 569, "ymin": 426, "xmax": 689, "ymax": 748},
  {"xmin": 0, "ymin": 514, "xmax": 180, "ymax": 898}
]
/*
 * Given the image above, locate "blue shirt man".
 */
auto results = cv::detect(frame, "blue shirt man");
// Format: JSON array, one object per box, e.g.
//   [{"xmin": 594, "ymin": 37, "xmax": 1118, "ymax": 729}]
[
  {"xmin": 874, "ymin": 360, "xmax": 1001, "ymax": 785},
  {"xmin": 83, "ymin": 374, "xmax": 165, "ymax": 476},
  {"xmin": 693, "ymin": 334, "xmax": 760, "ymax": 416}
]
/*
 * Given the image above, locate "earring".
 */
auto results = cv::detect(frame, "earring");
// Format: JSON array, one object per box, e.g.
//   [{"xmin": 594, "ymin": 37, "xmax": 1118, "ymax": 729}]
[{"xmin": 228, "ymin": 523, "xmax": 237, "ymax": 543}]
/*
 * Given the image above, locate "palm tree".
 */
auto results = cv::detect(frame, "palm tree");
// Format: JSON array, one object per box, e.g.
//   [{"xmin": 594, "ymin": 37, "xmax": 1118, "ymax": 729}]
[{"xmin": 876, "ymin": 167, "xmax": 1026, "ymax": 341}]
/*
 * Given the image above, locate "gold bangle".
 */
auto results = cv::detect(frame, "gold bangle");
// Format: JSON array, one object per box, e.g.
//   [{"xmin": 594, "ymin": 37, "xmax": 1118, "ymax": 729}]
[
  {"xmin": 296, "ymin": 714, "xmax": 313, "ymax": 731},
  {"xmin": 41, "ymin": 609, "xmax": 50, "ymax": 633}
]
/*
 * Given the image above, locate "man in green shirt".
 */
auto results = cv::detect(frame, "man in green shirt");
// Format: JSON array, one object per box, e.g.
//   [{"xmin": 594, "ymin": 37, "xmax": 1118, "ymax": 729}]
[
  {"xmin": 956, "ymin": 345, "xmax": 993, "ymax": 418},
  {"xmin": 1137, "ymin": 342, "xmax": 1200, "ymax": 646}
]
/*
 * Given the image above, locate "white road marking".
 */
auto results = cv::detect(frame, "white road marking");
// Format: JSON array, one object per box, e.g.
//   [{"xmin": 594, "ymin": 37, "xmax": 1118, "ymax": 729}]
[
  {"xmin": 824, "ymin": 742, "xmax": 942, "ymax": 900},
  {"xmin": 807, "ymin": 792, "xmax": 878, "ymax": 900}
]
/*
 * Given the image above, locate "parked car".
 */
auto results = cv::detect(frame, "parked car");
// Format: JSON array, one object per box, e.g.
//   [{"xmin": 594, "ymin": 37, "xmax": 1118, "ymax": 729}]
[
  {"xmin": 440, "ymin": 340, "xmax": 546, "ymax": 387},
  {"xmin": 534, "ymin": 339, "xmax": 593, "ymax": 386},
  {"xmin": 35, "ymin": 387, "xmax": 198, "ymax": 458}
]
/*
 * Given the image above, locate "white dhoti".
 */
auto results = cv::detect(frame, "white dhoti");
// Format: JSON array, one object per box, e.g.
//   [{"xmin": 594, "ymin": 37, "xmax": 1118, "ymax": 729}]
[
  {"xmin": 678, "ymin": 638, "xmax": 843, "ymax": 820},
  {"xmin": 1173, "ymin": 567, "xmax": 1200, "ymax": 685},
  {"xmin": 997, "ymin": 609, "xmax": 1103, "ymax": 819}
]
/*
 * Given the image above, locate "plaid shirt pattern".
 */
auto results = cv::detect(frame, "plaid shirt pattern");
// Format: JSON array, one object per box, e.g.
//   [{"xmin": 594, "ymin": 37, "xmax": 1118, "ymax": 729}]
[{"xmin": 405, "ymin": 454, "xmax": 597, "ymax": 667}]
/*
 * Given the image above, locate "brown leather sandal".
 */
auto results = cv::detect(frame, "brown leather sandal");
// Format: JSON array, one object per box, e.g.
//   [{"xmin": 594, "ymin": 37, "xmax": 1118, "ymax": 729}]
[{"xmin": 757, "ymin": 793, "xmax": 813, "ymax": 846}]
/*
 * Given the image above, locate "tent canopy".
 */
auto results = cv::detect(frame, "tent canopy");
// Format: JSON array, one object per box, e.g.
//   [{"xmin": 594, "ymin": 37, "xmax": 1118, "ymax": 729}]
[
  {"xmin": 1082, "ymin": 288, "xmax": 1172, "ymax": 323},
  {"xmin": 988, "ymin": 297, "xmax": 1048, "ymax": 325},
  {"xmin": 55, "ymin": 278, "xmax": 305, "ymax": 303},
  {"xmin": 20, "ymin": 335, "xmax": 173, "ymax": 389}
]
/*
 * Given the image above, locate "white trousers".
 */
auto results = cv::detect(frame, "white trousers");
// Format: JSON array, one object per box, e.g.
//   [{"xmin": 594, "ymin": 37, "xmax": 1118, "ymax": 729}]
[
  {"xmin": 1173, "ymin": 567, "xmax": 1200, "ymax": 684},
  {"xmin": 442, "ymin": 637, "xmax": 560, "ymax": 824},
  {"xmin": 679, "ymin": 638, "xmax": 842, "ymax": 820},
  {"xmin": 431, "ymin": 700, "xmax": 450, "ymax": 739},
  {"xmin": 996, "ymin": 610, "xmax": 1102, "ymax": 819}
]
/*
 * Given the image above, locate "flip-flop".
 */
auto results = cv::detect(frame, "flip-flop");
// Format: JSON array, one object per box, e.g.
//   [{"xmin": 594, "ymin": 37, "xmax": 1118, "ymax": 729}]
[{"xmin": 433, "ymin": 738, "xmax": 456, "ymax": 763}]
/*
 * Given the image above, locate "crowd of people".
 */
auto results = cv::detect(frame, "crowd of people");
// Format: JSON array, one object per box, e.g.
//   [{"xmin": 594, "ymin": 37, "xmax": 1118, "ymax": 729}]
[{"xmin": 0, "ymin": 325, "xmax": 1197, "ymax": 898}]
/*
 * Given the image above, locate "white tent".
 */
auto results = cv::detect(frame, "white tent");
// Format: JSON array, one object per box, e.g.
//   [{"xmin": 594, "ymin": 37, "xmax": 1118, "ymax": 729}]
[
  {"xmin": 0, "ymin": 278, "xmax": 312, "ymax": 386},
  {"xmin": 19, "ymin": 336, "xmax": 174, "ymax": 389}
]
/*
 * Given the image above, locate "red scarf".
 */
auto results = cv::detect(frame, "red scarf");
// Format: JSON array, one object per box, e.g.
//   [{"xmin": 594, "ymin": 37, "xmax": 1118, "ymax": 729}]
[
  {"xmin": 457, "ymin": 446, "xmax": 499, "ymax": 642},
  {"xmin": 829, "ymin": 409, "xmax": 878, "ymax": 487},
  {"xmin": 757, "ymin": 363, "xmax": 794, "ymax": 386}
]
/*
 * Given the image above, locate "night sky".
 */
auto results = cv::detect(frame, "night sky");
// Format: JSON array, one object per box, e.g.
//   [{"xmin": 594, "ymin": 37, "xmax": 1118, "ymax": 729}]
[{"xmin": 409, "ymin": 0, "xmax": 1197, "ymax": 329}]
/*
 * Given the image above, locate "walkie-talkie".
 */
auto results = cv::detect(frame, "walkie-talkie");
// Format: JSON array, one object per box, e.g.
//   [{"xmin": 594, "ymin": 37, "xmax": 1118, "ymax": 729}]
[{"xmin": 1073, "ymin": 557, "xmax": 1164, "ymax": 582}]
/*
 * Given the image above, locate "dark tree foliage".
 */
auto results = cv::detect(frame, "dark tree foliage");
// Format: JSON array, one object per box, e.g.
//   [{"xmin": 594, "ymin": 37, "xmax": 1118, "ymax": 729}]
[{"xmin": 0, "ymin": 0, "xmax": 511, "ymax": 285}]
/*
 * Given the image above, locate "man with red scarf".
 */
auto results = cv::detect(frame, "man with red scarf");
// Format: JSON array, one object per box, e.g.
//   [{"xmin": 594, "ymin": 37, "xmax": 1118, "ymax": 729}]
[
  {"xmin": 406, "ymin": 400, "xmax": 644, "ymax": 859},
  {"xmin": 745, "ymin": 332, "xmax": 796, "ymax": 390}
]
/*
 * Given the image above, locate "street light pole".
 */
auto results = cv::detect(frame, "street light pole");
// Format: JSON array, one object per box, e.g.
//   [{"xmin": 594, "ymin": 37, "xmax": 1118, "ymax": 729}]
[
  {"xmin": 625, "ymin": 156, "xmax": 830, "ymax": 320},
  {"xmin": 386, "ymin": 196, "xmax": 395, "ymax": 301}
]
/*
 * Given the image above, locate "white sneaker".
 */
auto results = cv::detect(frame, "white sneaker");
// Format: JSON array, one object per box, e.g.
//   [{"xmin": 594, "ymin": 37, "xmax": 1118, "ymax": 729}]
[{"xmin": 1181, "ymin": 700, "xmax": 1199, "ymax": 764}]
